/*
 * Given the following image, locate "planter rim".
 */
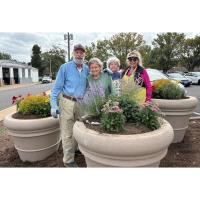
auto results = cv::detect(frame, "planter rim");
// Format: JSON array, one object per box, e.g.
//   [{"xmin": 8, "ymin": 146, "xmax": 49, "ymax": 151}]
[
  {"xmin": 75, "ymin": 118, "xmax": 170, "ymax": 138},
  {"xmin": 152, "ymin": 96, "xmax": 196, "ymax": 101},
  {"xmin": 6, "ymin": 112, "xmax": 53, "ymax": 121},
  {"xmin": 152, "ymin": 96, "xmax": 198, "ymax": 110},
  {"xmin": 3, "ymin": 112, "xmax": 59, "ymax": 131},
  {"xmin": 73, "ymin": 118, "xmax": 174, "ymax": 156}
]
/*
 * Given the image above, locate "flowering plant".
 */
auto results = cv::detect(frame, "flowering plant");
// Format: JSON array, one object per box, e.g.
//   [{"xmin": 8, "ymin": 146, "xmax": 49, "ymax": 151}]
[
  {"xmin": 152, "ymin": 79, "xmax": 186, "ymax": 99},
  {"xmin": 100, "ymin": 100, "xmax": 126, "ymax": 132},
  {"xmin": 80, "ymin": 89, "xmax": 161, "ymax": 133},
  {"xmin": 12, "ymin": 92, "xmax": 51, "ymax": 118},
  {"xmin": 79, "ymin": 83, "xmax": 106, "ymax": 117}
]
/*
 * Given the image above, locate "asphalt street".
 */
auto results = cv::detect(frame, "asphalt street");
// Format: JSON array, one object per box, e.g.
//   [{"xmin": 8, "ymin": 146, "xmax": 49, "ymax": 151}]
[
  {"xmin": 0, "ymin": 83, "xmax": 199, "ymax": 114},
  {"xmin": 0, "ymin": 83, "xmax": 54, "ymax": 111},
  {"xmin": 186, "ymin": 85, "xmax": 200, "ymax": 115}
]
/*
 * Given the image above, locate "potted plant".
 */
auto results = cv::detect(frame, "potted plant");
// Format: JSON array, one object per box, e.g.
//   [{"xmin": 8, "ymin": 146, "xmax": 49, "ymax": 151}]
[
  {"xmin": 151, "ymin": 79, "xmax": 198, "ymax": 143},
  {"xmin": 3, "ymin": 93, "xmax": 61, "ymax": 162},
  {"xmin": 73, "ymin": 90, "xmax": 174, "ymax": 167}
]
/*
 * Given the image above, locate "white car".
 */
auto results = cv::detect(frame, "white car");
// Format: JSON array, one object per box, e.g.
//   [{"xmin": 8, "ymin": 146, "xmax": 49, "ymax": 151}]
[
  {"xmin": 184, "ymin": 72, "xmax": 200, "ymax": 85},
  {"xmin": 42, "ymin": 76, "xmax": 52, "ymax": 83}
]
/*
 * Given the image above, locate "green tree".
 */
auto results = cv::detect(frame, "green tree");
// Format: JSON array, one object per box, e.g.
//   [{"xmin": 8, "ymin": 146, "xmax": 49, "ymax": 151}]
[
  {"xmin": 85, "ymin": 43, "xmax": 96, "ymax": 64},
  {"xmin": 0, "ymin": 52, "xmax": 11, "ymax": 60},
  {"xmin": 138, "ymin": 45, "xmax": 152, "ymax": 68},
  {"xmin": 85, "ymin": 40, "xmax": 111, "ymax": 68},
  {"xmin": 147, "ymin": 47, "xmax": 162, "ymax": 69},
  {"xmin": 31, "ymin": 44, "xmax": 42, "ymax": 75},
  {"xmin": 108, "ymin": 32, "xmax": 145, "ymax": 68},
  {"xmin": 95, "ymin": 40, "xmax": 111, "ymax": 67},
  {"xmin": 85, "ymin": 32, "xmax": 146, "ymax": 68},
  {"xmin": 41, "ymin": 46, "xmax": 66, "ymax": 79},
  {"xmin": 152, "ymin": 32, "xmax": 186, "ymax": 72},
  {"xmin": 180, "ymin": 35, "xmax": 200, "ymax": 71}
]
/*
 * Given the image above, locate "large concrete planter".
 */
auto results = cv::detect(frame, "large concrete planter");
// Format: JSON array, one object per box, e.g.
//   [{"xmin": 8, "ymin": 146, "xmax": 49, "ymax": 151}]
[
  {"xmin": 3, "ymin": 112, "xmax": 61, "ymax": 162},
  {"xmin": 152, "ymin": 96, "xmax": 198, "ymax": 143},
  {"xmin": 73, "ymin": 119, "xmax": 174, "ymax": 167}
]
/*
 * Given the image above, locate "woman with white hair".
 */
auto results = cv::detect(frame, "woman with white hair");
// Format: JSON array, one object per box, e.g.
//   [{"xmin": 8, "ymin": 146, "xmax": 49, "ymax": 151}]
[
  {"xmin": 121, "ymin": 50, "xmax": 152, "ymax": 104},
  {"xmin": 106, "ymin": 57, "xmax": 121, "ymax": 80},
  {"xmin": 104, "ymin": 56, "xmax": 122, "ymax": 96},
  {"xmin": 87, "ymin": 57, "xmax": 114, "ymax": 97}
]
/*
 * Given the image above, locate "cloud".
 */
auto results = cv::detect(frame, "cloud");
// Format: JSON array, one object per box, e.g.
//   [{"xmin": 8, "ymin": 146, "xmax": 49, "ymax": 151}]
[
  {"xmin": 0, "ymin": 32, "xmax": 118, "ymax": 62},
  {"xmin": 0, "ymin": 32, "xmax": 199, "ymax": 63}
]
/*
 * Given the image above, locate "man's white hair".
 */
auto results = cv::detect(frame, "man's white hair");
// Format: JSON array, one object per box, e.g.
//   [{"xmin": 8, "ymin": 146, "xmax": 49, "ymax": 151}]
[
  {"xmin": 106, "ymin": 57, "xmax": 120, "ymax": 68},
  {"xmin": 88, "ymin": 58, "xmax": 103, "ymax": 70}
]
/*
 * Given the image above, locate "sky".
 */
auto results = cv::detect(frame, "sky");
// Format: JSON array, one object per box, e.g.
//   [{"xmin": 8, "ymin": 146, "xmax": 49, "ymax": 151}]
[{"xmin": 0, "ymin": 32, "xmax": 199, "ymax": 63}]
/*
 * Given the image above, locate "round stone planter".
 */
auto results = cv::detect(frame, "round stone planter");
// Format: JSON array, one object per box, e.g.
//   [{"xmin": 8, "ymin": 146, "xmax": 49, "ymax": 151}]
[
  {"xmin": 3, "ymin": 112, "xmax": 61, "ymax": 162},
  {"xmin": 73, "ymin": 119, "xmax": 174, "ymax": 167},
  {"xmin": 152, "ymin": 96, "xmax": 198, "ymax": 143}
]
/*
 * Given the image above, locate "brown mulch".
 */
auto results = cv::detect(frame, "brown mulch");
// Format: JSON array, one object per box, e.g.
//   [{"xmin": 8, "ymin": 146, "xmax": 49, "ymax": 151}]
[
  {"xmin": 160, "ymin": 119, "xmax": 200, "ymax": 167},
  {"xmin": 84, "ymin": 116, "xmax": 151, "ymax": 134},
  {"xmin": 85, "ymin": 122, "xmax": 151, "ymax": 134},
  {"xmin": 0, "ymin": 119, "xmax": 200, "ymax": 167},
  {"xmin": 12, "ymin": 112, "xmax": 45, "ymax": 119}
]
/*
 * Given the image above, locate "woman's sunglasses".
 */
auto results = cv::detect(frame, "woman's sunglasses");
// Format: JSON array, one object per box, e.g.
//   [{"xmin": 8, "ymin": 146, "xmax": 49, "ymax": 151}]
[{"xmin": 128, "ymin": 57, "xmax": 138, "ymax": 62}]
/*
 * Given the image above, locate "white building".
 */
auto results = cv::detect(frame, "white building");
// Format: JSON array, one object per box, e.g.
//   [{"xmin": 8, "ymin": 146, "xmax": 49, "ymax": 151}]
[{"xmin": 0, "ymin": 60, "xmax": 39, "ymax": 86}]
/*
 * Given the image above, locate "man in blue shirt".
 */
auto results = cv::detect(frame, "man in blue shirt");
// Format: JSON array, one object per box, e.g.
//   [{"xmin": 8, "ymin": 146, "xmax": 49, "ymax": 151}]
[{"xmin": 51, "ymin": 44, "xmax": 89, "ymax": 167}]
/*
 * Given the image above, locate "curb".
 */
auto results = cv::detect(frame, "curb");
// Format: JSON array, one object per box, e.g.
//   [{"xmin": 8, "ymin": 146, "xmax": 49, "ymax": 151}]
[{"xmin": 0, "ymin": 82, "xmax": 41, "ymax": 92}]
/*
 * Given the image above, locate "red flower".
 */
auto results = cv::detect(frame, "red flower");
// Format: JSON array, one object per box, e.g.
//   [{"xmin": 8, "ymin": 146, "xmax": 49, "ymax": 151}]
[{"xmin": 12, "ymin": 96, "xmax": 17, "ymax": 104}]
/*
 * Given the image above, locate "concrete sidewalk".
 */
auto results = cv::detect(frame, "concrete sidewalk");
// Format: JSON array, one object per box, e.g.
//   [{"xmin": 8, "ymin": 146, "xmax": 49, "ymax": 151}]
[
  {"xmin": 0, "ymin": 105, "xmax": 16, "ymax": 122},
  {"xmin": 0, "ymin": 90, "xmax": 51, "ymax": 122},
  {"xmin": 0, "ymin": 82, "xmax": 41, "ymax": 92}
]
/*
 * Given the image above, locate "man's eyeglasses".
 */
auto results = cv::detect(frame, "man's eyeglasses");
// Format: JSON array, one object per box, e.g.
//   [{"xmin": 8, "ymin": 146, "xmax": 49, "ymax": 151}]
[{"xmin": 128, "ymin": 57, "xmax": 138, "ymax": 62}]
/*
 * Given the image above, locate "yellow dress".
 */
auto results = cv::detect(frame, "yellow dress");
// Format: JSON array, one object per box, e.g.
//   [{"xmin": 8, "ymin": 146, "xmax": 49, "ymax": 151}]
[{"xmin": 121, "ymin": 70, "xmax": 146, "ymax": 104}]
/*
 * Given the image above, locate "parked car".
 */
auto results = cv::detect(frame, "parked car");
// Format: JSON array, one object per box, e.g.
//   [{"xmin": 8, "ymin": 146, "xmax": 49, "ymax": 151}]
[
  {"xmin": 184, "ymin": 72, "xmax": 200, "ymax": 85},
  {"xmin": 42, "ymin": 76, "xmax": 52, "ymax": 83},
  {"xmin": 146, "ymin": 68, "xmax": 168, "ymax": 82},
  {"xmin": 167, "ymin": 72, "xmax": 191, "ymax": 87},
  {"xmin": 146, "ymin": 69, "xmax": 186, "ymax": 94}
]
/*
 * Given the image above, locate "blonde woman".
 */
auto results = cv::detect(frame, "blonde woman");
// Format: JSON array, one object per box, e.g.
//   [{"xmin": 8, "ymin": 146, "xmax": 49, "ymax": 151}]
[{"xmin": 121, "ymin": 50, "xmax": 152, "ymax": 104}]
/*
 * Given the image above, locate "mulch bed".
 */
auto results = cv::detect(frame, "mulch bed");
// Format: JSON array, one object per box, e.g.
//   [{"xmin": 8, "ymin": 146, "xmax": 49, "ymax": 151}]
[
  {"xmin": 85, "ymin": 122, "xmax": 151, "ymax": 135},
  {"xmin": 12, "ymin": 113, "xmax": 45, "ymax": 119},
  {"xmin": 0, "ymin": 119, "xmax": 200, "ymax": 167}
]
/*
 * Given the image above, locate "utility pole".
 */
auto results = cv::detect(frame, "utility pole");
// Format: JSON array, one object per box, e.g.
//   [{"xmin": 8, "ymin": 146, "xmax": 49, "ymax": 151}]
[{"xmin": 64, "ymin": 33, "xmax": 73, "ymax": 61}]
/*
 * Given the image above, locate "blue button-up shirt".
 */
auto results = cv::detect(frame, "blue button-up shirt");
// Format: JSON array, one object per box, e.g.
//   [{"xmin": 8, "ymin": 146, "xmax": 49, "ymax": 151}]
[{"xmin": 50, "ymin": 61, "xmax": 89, "ymax": 109}]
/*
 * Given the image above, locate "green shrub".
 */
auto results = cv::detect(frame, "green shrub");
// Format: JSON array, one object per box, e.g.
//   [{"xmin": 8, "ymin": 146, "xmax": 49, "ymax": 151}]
[
  {"xmin": 81, "ymin": 83, "xmax": 162, "ymax": 133},
  {"xmin": 101, "ymin": 112, "xmax": 126, "ymax": 133},
  {"xmin": 152, "ymin": 79, "xmax": 185, "ymax": 99},
  {"xmin": 137, "ymin": 105, "xmax": 161, "ymax": 130},
  {"xmin": 117, "ymin": 95, "xmax": 141, "ymax": 123},
  {"xmin": 17, "ymin": 94, "xmax": 51, "ymax": 118},
  {"xmin": 100, "ymin": 100, "xmax": 125, "ymax": 133}
]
